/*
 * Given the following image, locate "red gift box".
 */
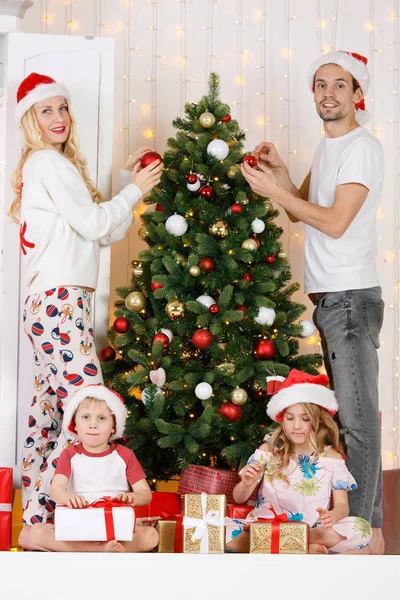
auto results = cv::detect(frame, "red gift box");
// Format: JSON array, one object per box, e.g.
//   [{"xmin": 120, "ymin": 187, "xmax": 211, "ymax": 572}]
[
  {"xmin": 0, "ymin": 467, "xmax": 12, "ymax": 551},
  {"xmin": 178, "ymin": 465, "xmax": 241, "ymax": 504},
  {"xmin": 135, "ymin": 491, "xmax": 182, "ymax": 522},
  {"xmin": 227, "ymin": 504, "xmax": 253, "ymax": 520}
]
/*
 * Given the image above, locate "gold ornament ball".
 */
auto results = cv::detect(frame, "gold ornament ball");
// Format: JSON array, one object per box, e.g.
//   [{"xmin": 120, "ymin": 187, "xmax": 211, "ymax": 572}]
[
  {"xmin": 264, "ymin": 199, "xmax": 273, "ymax": 213},
  {"xmin": 138, "ymin": 225, "xmax": 149, "ymax": 241},
  {"xmin": 216, "ymin": 362, "xmax": 236, "ymax": 376},
  {"xmin": 165, "ymin": 299, "xmax": 185, "ymax": 320},
  {"xmin": 199, "ymin": 111, "xmax": 216, "ymax": 128},
  {"xmin": 278, "ymin": 251, "xmax": 287, "ymax": 259},
  {"xmin": 241, "ymin": 238, "xmax": 258, "ymax": 251},
  {"xmin": 175, "ymin": 253, "xmax": 188, "ymax": 266},
  {"xmin": 226, "ymin": 164, "xmax": 241, "ymax": 179},
  {"xmin": 210, "ymin": 220, "xmax": 229, "ymax": 238},
  {"xmin": 189, "ymin": 265, "xmax": 201, "ymax": 277},
  {"xmin": 231, "ymin": 387, "xmax": 248, "ymax": 405},
  {"xmin": 125, "ymin": 291, "xmax": 147, "ymax": 312}
]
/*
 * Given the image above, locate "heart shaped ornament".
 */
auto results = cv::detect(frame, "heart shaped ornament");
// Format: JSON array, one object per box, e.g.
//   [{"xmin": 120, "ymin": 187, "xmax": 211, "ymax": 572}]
[{"xmin": 149, "ymin": 367, "xmax": 166, "ymax": 387}]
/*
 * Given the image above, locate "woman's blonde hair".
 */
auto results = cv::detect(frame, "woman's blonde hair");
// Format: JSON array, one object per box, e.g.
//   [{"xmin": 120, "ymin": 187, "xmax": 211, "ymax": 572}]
[
  {"xmin": 9, "ymin": 100, "xmax": 103, "ymax": 224},
  {"xmin": 268, "ymin": 403, "xmax": 343, "ymax": 485}
]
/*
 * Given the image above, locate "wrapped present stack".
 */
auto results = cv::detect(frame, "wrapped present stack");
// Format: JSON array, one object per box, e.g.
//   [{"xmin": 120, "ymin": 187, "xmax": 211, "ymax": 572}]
[
  {"xmin": 135, "ymin": 491, "xmax": 183, "ymax": 553},
  {"xmin": 183, "ymin": 492, "xmax": 226, "ymax": 553},
  {"xmin": 0, "ymin": 467, "xmax": 12, "ymax": 551}
]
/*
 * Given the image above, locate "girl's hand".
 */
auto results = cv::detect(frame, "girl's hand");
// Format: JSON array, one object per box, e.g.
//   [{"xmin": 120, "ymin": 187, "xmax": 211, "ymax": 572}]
[
  {"xmin": 316, "ymin": 507, "xmax": 334, "ymax": 530},
  {"xmin": 124, "ymin": 146, "xmax": 155, "ymax": 171},
  {"xmin": 240, "ymin": 462, "xmax": 263, "ymax": 487},
  {"xmin": 130, "ymin": 160, "xmax": 163, "ymax": 196},
  {"xmin": 113, "ymin": 492, "xmax": 135, "ymax": 505},
  {"xmin": 66, "ymin": 494, "xmax": 88, "ymax": 509}
]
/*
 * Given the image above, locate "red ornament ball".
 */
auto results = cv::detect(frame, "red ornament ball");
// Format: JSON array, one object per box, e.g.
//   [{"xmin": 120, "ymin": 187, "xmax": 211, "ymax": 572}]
[
  {"xmin": 231, "ymin": 203, "xmax": 243, "ymax": 214},
  {"xmin": 192, "ymin": 329, "xmax": 213, "ymax": 350},
  {"xmin": 209, "ymin": 304, "xmax": 220, "ymax": 315},
  {"xmin": 99, "ymin": 346, "xmax": 116, "ymax": 361},
  {"xmin": 236, "ymin": 304, "xmax": 246, "ymax": 312},
  {"xmin": 219, "ymin": 401, "xmax": 242, "ymax": 422},
  {"xmin": 152, "ymin": 333, "xmax": 169, "ymax": 348},
  {"xmin": 199, "ymin": 185, "xmax": 214, "ymax": 199},
  {"xmin": 253, "ymin": 389, "xmax": 266, "ymax": 402},
  {"xmin": 221, "ymin": 114, "xmax": 232, "ymax": 123},
  {"xmin": 254, "ymin": 339, "xmax": 277, "ymax": 360},
  {"xmin": 140, "ymin": 151, "xmax": 162, "ymax": 168},
  {"xmin": 266, "ymin": 254, "xmax": 276, "ymax": 264},
  {"xmin": 199, "ymin": 257, "xmax": 215, "ymax": 273},
  {"xmin": 113, "ymin": 317, "xmax": 130, "ymax": 334},
  {"xmin": 243, "ymin": 155, "xmax": 257, "ymax": 168},
  {"xmin": 155, "ymin": 204, "xmax": 165, "ymax": 212},
  {"xmin": 243, "ymin": 272, "xmax": 252, "ymax": 282},
  {"xmin": 151, "ymin": 281, "xmax": 164, "ymax": 291},
  {"xmin": 187, "ymin": 174, "xmax": 198, "ymax": 184}
]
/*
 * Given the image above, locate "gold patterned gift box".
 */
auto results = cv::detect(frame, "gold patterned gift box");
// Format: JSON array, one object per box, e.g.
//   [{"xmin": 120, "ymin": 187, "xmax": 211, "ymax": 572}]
[
  {"xmin": 250, "ymin": 521, "xmax": 309, "ymax": 554},
  {"xmin": 155, "ymin": 519, "xmax": 183, "ymax": 553},
  {"xmin": 183, "ymin": 493, "xmax": 226, "ymax": 553}
]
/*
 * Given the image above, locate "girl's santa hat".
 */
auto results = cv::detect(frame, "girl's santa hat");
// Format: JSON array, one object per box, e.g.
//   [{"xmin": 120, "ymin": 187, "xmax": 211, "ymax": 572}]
[
  {"xmin": 307, "ymin": 51, "xmax": 370, "ymax": 125},
  {"xmin": 15, "ymin": 72, "xmax": 70, "ymax": 125},
  {"xmin": 266, "ymin": 369, "xmax": 338, "ymax": 423},
  {"xmin": 63, "ymin": 384, "xmax": 127, "ymax": 441}
]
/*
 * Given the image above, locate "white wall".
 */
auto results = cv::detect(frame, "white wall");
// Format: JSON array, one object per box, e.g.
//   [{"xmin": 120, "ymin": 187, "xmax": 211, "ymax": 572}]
[{"xmin": 19, "ymin": 0, "xmax": 400, "ymax": 469}]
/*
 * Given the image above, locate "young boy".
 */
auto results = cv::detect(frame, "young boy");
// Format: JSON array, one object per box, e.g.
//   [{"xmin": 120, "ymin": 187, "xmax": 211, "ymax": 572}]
[{"xmin": 28, "ymin": 384, "xmax": 158, "ymax": 552}]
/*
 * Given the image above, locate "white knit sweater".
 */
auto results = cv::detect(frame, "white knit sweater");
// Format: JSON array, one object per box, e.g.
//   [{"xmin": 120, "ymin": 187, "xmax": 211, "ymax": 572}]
[{"xmin": 20, "ymin": 149, "xmax": 142, "ymax": 295}]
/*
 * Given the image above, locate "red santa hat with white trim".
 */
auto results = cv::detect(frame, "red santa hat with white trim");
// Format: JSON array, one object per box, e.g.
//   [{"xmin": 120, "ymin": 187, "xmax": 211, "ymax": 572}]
[
  {"xmin": 15, "ymin": 72, "xmax": 71, "ymax": 125},
  {"xmin": 63, "ymin": 384, "xmax": 127, "ymax": 441},
  {"xmin": 266, "ymin": 369, "xmax": 338, "ymax": 423},
  {"xmin": 306, "ymin": 50, "xmax": 370, "ymax": 125}
]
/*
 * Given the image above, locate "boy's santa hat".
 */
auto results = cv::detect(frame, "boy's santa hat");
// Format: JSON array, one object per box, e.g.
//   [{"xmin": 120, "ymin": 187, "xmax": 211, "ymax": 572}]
[
  {"xmin": 15, "ymin": 72, "xmax": 70, "ymax": 125},
  {"xmin": 307, "ymin": 51, "xmax": 370, "ymax": 125},
  {"xmin": 63, "ymin": 384, "xmax": 127, "ymax": 441},
  {"xmin": 266, "ymin": 369, "xmax": 338, "ymax": 423}
]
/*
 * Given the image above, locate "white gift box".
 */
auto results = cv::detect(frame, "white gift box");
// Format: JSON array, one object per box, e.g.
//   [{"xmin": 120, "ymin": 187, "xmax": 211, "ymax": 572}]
[{"xmin": 55, "ymin": 503, "xmax": 135, "ymax": 541}]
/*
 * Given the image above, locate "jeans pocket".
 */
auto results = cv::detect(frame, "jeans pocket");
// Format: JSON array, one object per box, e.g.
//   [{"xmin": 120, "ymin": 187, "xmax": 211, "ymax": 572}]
[
  {"xmin": 320, "ymin": 291, "xmax": 347, "ymax": 310},
  {"xmin": 361, "ymin": 299, "xmax": 385, "ymax": 349}
]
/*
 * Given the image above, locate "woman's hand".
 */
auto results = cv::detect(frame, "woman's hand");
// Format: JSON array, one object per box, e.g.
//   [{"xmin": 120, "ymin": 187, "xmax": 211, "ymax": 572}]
[
  {"xmin": 130, "ymin": 160, "xmax": 163, "ymax": 196},
  {"xmin": 113, "ymin": 492, "xmax": 135, "ymax": 505},
  {"xmin": 316, "ymin": 507, "xmax": 335, "ymax": 530},
  {"xmin": 124, "ymin": 146, "xmax": 155, "ymax": 171},
  {"xmin": 66, "ymin": 494, "xmax": 88, "ymax": 509},
  {"xmin": 240, "ymin": 462, "xmax": 263, "ymax": 487}
]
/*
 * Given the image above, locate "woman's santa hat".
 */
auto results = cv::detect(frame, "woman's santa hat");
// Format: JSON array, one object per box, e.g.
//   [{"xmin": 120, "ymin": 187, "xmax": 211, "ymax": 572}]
[
  {"xmin": 307, "ymin": 51, "xmax": 370, "ymax": 125},
  {"xmin": 63, "ymin": 384, "xmax": 127, "ymax": 441},
  {"xmin": 266, "ymin": 369, "xmax": 338, "ymax": 423},
  {"xmin": 15, "ymin": 72, "xmax": 70, "ymax": 125}
]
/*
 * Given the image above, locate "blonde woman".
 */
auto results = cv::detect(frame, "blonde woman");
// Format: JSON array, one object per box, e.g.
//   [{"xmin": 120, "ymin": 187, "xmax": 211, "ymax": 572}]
[
  {"xmin": 228, "ymin": 370, "xmax": 373, "ymax": 554},
  {"xmin": 10, "ymin": 72, "xmax": 162, "ymax": 549}
]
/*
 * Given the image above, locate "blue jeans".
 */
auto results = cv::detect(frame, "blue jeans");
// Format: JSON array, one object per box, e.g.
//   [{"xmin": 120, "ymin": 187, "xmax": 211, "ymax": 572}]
[{"xmin": 312, "ymin": 286, "xmax": 384, "ymax": 528}]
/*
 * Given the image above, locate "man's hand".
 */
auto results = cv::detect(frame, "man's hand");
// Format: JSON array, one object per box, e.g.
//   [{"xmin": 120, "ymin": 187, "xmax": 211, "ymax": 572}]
[
  {"xmin": 240, "ymin": 161, "xmax": 280, "ymax": 199},
  {"xmin": 253, "ymin": 142, "xmax": 286, "ymax": 170},
  {"xmin": 240, "ymin": 462, "xmax": 263, "ymax": 487}
]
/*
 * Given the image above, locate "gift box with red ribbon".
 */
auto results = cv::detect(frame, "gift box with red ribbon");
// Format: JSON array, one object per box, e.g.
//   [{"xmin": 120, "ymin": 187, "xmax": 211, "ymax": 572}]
[
  {"xmin": 178, "ymin": 465, "xmax": 242, "ymax": 505},
  {"xmin": 134, "ymin": 492, "xmax": 183, "ymax": 552},
  {"xmin": 249, "ymin": 511, "xmax": 309, "ymax": 554},
  {"xmin": 55, "ymin": 497, "xmax": 135, "ymax": 541},
  {"xmin": 0, "ymin": 467, "xmax": 12, "ymax": 551}
]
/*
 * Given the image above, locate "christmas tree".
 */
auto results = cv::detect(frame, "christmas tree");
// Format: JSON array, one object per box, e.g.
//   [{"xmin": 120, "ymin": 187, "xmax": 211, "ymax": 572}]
[{"xmin": 102, "ymin": 73, "xmax": 322, "ymax": 482}]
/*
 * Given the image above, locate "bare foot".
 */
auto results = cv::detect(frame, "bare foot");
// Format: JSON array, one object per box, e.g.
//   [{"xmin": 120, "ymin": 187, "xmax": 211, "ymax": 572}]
[
  {"xmin": 309, "ymin": 543, "xmax": 329, "ymax": 554},
  {"xmin": 103, "ymin": 540, "xmax": 125, "ymax": 553},
  {"xmin": 18, "ymin": 524, "xmax": 47, "ymax": 552},
  {"xmin": 369, "ymin": 527, "xmax": 385, "ymax": 555}
]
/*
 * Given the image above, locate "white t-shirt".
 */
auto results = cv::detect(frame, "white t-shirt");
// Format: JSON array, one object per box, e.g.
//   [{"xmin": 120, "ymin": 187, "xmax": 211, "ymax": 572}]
[{"xmin": 304, "ymin": 127, "xmax": 384, "ymax": 293}]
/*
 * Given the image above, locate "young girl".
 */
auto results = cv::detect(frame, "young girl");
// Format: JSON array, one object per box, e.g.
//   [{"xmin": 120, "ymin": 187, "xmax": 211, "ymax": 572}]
[
  {"xmin": 228, "ymin": 369, "xmax": 372, "ymax": 554},
  {"xmin": 10, "ymin": 72, "xmax": 162, "ymax": 547},
  {"xmin": 28, "ymin": 384, "xmax": 158, "ymax": 552}
]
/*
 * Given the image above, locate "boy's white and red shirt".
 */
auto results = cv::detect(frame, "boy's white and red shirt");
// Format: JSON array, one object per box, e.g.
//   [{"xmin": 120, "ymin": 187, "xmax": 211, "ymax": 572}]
[
  {"xmin": 20, "ymin": 149, "xmax": 141, "ymax": 295},
  {"xmin": 55, "ymin": 442, "xmax": 146, "ymax": 503}
]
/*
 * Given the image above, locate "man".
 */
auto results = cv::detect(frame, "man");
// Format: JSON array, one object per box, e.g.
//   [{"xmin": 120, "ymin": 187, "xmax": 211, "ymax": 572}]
[{"xmin": 241, "ymin": 51, "xmax": 385, "ymax": 554}]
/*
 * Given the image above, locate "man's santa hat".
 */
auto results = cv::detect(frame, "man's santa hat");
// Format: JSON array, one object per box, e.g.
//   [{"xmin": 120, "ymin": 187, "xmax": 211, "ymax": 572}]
[
  {"xmin": 15, "ymin": 72, "xmax": 70, "ymax": 125},
  {"xmin": 63, "ymin": 384, "xmax": 127, "ymax": 441},
  {"xmin": 266, "ymin": 369, "xmax": 338, "ymax": 423},
  {"xmin": 307, "ymin": 51, "xmax": 370, "ymax": 125}
]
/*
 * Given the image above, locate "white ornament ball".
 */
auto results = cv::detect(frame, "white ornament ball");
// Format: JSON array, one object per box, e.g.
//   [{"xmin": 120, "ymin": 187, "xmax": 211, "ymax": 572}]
[
  {"xmin": 195, "ymin": 382, "xmax": 213, "ymax": 400},
  {"xmin": 160, "ymin": 328, "xmax": 173, "ymax": 342},
  {"xmin": 187, "ymin": 180, "xmax": 201, "ymax": 192},
  {"xmin": 251, "ymin": 218, "xmax": 266, "ymax": 234},
  {"xmin": 255, "ymin": 307, "xmax": 276, "ymax": 325},
  {"xmin": 300, "ymin": 320, "xmax": 315, "ymax": 338},
  {"xmin": 196, "ymin": 295, "xmax": 215, "ymax": 308},
  {"xmin": 165, "ymin": 214, "xmax": 188, "ymax": 237},
  {"xmin": 207, "ymin": 139, "xmax": 230, "ymax": 161}
]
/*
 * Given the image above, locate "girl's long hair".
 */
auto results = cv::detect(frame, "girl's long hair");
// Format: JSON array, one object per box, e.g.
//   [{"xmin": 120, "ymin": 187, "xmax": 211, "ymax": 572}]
[
  {"xmin": 268, "ymin": 403, "xmax": 343, "ymax": 485},
  {"xmin": 9, "ymin": 100, "xmax": 103, "ymax": 224}
]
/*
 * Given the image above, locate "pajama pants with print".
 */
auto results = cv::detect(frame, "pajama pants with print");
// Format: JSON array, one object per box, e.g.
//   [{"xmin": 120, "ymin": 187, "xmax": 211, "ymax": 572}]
[{"xmin": 21, "ymin": 286, "xmax": 103, "ymax": 524}]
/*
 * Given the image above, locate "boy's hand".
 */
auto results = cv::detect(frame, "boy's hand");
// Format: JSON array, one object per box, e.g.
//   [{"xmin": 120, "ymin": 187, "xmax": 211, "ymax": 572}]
[
  {"xmin": 240, "ymin": 462, "xmax": 263, "ymax": 487},
  {"xmin": 316, "ymin": 507, "xmax": 334, "ymax": 530},
  {"xmin": 113, "ymin": 492, "xmax": 135, "ymax": 505},
  {"xmin": 66, "ymin": 494, "xmax": 88, "ymax": 509}
]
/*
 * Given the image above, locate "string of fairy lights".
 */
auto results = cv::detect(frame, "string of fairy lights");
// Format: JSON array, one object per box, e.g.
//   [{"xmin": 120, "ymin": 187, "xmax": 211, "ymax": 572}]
[{"xmin": 34, "ymin": 0, "xmax": 399, "ymax": 466}]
